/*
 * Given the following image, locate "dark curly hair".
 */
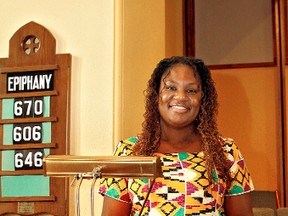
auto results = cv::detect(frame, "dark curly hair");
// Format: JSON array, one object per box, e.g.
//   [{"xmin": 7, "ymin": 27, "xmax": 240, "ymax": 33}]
[{"xmin": 133, "ymin": 56, "xmax": 231, "ymax": 186}]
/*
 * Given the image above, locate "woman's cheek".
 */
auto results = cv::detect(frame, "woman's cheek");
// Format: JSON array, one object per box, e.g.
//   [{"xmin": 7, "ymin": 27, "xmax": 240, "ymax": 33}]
[
  {"xmin": 159, "ymin": 92, "xmax": 173, "ymax": 103},
  {"xmin": 190, "ymin": 96, "xmax": 201, "ymax": 105}
]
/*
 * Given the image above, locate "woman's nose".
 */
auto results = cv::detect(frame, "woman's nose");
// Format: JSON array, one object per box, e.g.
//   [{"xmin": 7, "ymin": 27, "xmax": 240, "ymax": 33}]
[{"xmin": 174, "ymin": 90, "xmax": 187, "ymax": 100}]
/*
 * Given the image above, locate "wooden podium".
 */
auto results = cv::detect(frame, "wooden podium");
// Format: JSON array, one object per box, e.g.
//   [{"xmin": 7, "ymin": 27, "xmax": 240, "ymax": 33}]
[{"xmin": 43, "ymin": 155, "xmax": 163, "ymax": 216}]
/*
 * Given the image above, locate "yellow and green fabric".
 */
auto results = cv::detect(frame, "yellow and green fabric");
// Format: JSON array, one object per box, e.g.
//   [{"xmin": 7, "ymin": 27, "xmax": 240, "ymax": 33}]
[{"xmin": 99, "ymin": 137, "xmax": 254, "ymax": 216}]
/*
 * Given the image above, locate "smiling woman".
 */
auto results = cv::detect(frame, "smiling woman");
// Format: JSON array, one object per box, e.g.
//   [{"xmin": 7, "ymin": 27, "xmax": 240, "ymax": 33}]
[{"xmin": 99, "ymin": 56, "xmax": 254, "ymax": 216}]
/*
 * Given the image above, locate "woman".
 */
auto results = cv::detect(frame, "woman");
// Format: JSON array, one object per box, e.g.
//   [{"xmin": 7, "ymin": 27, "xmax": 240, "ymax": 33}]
[{"xmin": 99, "ymin": 56, "xmax": 254, "ymax": 215}]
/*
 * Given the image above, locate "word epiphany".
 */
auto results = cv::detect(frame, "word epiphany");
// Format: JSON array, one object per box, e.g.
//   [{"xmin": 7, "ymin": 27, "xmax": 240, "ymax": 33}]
[{"xmin": 7, "ymin": 71, "xmax": 54, "ymax": 93}]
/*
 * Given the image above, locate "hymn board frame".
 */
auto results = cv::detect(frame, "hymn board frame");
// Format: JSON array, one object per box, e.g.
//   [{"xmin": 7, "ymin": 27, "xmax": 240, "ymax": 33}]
[{"xmin": 0, "ymin": 22, "xmax": 71, "ymax": 215}]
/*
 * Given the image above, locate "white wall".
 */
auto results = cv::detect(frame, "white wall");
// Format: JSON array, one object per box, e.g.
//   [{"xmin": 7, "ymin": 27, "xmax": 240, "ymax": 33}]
[{"xmin": 0, "ymin": 0, "xmax": 114, "ymax": 215}]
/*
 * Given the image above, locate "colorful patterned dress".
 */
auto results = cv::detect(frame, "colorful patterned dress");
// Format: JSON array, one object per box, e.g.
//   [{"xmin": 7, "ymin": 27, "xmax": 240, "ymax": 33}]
[{"xmin": 98, "ymin": 137, "xmax": 254, "ymax": 216}]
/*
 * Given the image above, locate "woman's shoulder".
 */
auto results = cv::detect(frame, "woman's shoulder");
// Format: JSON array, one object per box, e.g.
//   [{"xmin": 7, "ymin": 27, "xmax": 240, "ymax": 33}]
[{"xmin": 113, "ymin": 136, "xmax": 138, "ymax": 156}]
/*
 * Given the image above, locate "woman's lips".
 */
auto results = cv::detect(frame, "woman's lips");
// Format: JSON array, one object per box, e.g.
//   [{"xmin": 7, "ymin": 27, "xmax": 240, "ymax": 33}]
[{"xmin": 169, "ymin": 104, "xmax": 190, "ymax": 112}]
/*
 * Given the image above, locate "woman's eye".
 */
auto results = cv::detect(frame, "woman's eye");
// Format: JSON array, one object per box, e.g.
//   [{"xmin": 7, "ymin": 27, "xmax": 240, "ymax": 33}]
[
  {"xmin": 187, "ymin": 89, "xmax": 197, "ymax": 94},
  {"xmin": 165, "ymin": 86, "xmax": 176, "ymax": 91}
]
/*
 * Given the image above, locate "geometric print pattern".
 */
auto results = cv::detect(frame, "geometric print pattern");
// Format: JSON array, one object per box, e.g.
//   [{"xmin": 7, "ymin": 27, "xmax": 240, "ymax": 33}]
[{"xmin": 98, "ymin": 137, "xmax": 254, "ymax": 216}]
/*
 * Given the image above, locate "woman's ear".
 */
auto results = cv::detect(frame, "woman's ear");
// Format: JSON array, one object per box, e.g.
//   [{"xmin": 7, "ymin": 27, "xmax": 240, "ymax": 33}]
[{"xmin": 200, "ymin": 91, "xmax": 204, "ymax": 99}]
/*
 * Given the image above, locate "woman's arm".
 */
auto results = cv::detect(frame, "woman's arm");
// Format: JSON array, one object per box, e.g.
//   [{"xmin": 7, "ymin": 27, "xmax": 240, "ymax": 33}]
[
  {"xmin": 224, "ymin": 193, "xmax": 253, "ymax": 216},
  {"xmin": 101, "ymin": 196, "xmax": 132, "ymax": 216}
]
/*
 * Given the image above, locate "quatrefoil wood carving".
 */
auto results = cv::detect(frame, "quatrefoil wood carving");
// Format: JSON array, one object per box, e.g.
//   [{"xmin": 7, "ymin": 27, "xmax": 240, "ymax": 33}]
[{"xmin": 22, "ymin": 35, "xmax": 40, "ymax": 55}]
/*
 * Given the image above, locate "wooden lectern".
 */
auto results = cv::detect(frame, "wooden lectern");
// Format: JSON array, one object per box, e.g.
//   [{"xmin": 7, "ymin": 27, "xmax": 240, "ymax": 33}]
[{"xmin": 43, "ymin": 155, "xmax": 163, "ymax": 216}]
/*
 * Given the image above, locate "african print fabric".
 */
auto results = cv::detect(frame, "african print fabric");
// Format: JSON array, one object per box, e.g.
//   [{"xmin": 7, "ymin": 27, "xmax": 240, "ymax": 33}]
[{"xmin": 98, "ymin": 137, "xmax": 254, "ymax": 216}]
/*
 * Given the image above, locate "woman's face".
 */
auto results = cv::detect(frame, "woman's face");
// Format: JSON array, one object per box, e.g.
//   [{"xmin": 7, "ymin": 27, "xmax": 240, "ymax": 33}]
[{"xmin": 158, "ymin": 63, "xmax": 202, "ymax": 129}]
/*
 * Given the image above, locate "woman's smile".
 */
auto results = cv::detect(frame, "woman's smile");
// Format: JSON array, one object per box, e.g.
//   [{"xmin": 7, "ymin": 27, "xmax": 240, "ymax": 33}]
[{"xmin": 169, "ymin": 104, "xmax": 190, "ymax": 112}]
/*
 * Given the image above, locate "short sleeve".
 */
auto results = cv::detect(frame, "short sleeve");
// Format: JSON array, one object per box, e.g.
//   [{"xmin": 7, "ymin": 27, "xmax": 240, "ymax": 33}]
[
  {"xmin": 98, "ymin": 138, "xmax": 136, "ymax": 203},
  {"xmin": 222, "ymin": 138, "xmax": 254, "ymax": 196}
]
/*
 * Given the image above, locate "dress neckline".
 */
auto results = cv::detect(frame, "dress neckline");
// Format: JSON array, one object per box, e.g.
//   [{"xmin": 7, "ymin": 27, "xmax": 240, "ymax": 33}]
[{"xmin": 153, "ymin": 151, "xmax": 204, "ymax": 156}]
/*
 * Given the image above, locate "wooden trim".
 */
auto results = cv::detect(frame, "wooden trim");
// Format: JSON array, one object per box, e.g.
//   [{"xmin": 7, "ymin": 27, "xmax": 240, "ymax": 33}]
[
  {"xmin": 208, "ymin": 62, "xmax": 276, "ymax": 70},
  {"xmin": 0, "ymin": 196, "xmax": 56, "ymax": 202},
  {"xmin": 184, "ymin": 0, "xmax": 195, "ymax": 57},
  {"xmin": 285, "ymin": 1, "xmax": 288, "ymax": 64},
  {"xmin": 278, "ymin": 0, "xmax": 288, "ymax": 206},
  {"xmin": 0, "ymin": 90, "xmax": 58, "ymax": 99},
  {"xmin": 0, "ymin": 117, "xmax": 57, "ymax": 124},
  {"xmin": 0, "ymin": 65, "xmax": 58, "ymax": 73},
  {"xmin": 276, "ymin": 190, "xmax": 281, "ymax": 208},
  {"xmin": 0, "ymin": 143, "xmax": 57, "ymax": 150},
  {"xmin": 0, "ymin": 169, "xmax": 44, "ymax": 176},
  {"xmin": 272, "ymin": 0, "xmax": 278, "ymax": 65}
]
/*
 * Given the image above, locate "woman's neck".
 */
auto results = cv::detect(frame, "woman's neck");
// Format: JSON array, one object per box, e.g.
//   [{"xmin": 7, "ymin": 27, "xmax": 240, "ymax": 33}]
[{"xmin": 158, "ymin": 125, "xmax": 202, "ymax": 153}]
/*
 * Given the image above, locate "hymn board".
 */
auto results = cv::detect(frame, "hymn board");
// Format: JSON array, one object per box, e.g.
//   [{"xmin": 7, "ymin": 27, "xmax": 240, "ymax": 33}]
[{"xmin": 0, "ymin": 22, "xmax": 70, "ymax": 215}]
